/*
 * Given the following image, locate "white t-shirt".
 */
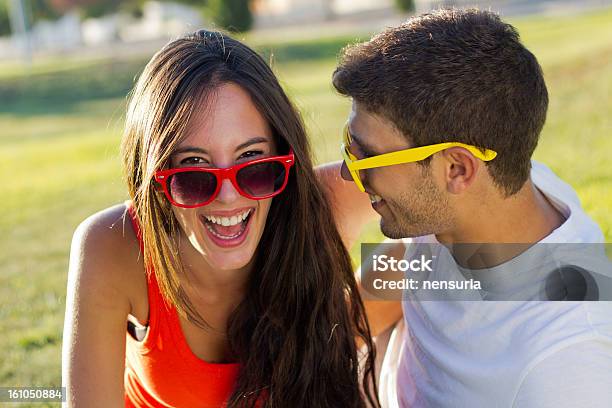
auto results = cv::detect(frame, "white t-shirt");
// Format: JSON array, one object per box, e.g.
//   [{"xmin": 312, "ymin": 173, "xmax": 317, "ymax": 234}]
[{"xmin": 382, "ymin": 161, "xmax": 612, "ymax": 408}]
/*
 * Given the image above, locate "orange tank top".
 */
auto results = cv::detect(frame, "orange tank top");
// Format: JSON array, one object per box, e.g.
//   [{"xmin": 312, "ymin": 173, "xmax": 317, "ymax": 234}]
[{"xmin": 124, "ymin": 200, "xmax": 241, "ymax": 407}]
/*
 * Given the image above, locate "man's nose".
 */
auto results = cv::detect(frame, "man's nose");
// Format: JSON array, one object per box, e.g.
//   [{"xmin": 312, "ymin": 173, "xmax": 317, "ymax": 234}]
[
  {"xmin": 340, "ymin": 160, "xmax": 353, "ymax": 182},
  {"xmin": 215, "ymin": 178, "xmax": 241, "ymax": 203}
]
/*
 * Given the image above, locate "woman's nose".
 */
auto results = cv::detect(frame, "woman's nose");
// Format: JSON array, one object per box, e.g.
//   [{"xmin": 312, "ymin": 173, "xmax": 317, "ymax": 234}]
[{"xmin": 215, "ymin": 178, "xmax": 241, "ymax": 204}]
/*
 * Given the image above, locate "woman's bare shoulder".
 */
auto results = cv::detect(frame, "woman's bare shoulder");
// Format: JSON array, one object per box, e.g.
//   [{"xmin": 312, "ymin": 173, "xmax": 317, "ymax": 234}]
[
  {"xmin": 70, "ymin": 202, "xmax": 146, "ymax": 314},
  {"xmin": 73, "ymin": 202, "xmax": 141, "ymax": 258}
]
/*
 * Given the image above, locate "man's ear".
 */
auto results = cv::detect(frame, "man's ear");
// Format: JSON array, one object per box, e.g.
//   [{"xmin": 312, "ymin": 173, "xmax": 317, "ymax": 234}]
[{"xmin": 440, "ymin": 147, "xmax": 480, "ymax": 194}]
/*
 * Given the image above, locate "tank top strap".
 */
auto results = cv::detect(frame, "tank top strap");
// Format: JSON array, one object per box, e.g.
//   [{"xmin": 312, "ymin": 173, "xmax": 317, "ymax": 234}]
[{"xmin": 124, "ymin": 200, "xmax": 171, "ymax": 329}]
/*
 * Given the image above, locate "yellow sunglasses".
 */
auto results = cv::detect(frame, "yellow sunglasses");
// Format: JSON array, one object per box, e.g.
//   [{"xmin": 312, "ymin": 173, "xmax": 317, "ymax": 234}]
[{"xmin": 340, "ymin": 123, "xmax": 498, "ymax": 192}]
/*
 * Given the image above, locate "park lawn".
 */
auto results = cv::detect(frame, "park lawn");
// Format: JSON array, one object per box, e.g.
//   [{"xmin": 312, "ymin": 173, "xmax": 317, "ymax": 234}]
[{"xmin": 0, "ymin": 8, "xmax": 611, "ymax": 404}]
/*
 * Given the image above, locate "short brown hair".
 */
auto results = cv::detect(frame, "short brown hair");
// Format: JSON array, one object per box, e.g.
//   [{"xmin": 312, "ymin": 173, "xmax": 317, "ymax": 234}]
[{"xmin": 333, "ymin": 8, "xmax": 548, "ymax": 196}]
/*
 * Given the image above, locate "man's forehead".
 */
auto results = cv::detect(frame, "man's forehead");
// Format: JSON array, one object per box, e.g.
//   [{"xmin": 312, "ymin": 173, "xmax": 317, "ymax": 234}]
[{"xmin": 348, "ymin": 100, "xmax": 409, "ymax": 149}]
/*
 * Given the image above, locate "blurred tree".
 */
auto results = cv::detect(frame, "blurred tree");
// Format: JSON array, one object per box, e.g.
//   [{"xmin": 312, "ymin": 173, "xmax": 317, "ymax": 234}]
[
  {"xmin": 208, "ymin": 0, "xmax": 252, "ymax": 32},
  {"xmin": 171, "ymin": 0, "xmax": 208, "ymax": 20},
  {"xmin": 173, "ymin": 0, "xmax": 207, "ymax": 6},
  {"xmin": 395, "ymin": 0, "xmax": 415, "ymax": 13},
  {"xmin": 0, "ymin": 0, "xmax": 61, "ymax": 36},
  {"xmin": 51, "ymin": 0, "xmax": 206, "ymax": 20},
  {"xmin": 78, "ymin": 0, "xmax": 122, "ymax": 18},
  {"xmin": 29, "ymin": 0, "xmax": 61, "ymax": 22},
  {"xmin": 119, "ymin": 0, "xmax": 146, "ymax": 19},
  {"xmin": 0, "ymin": 0, "xmax": 207, "ymax": 36},
  {"xmin": 0, "ymin": 1, "xmax": 11, "ymax": 36}
]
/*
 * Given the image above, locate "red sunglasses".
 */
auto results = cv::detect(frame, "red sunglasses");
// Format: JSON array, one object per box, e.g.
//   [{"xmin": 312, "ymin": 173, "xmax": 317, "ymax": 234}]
[{"xmin": 154, "ymin": 150, "xmax": 295, "ymax": 208}]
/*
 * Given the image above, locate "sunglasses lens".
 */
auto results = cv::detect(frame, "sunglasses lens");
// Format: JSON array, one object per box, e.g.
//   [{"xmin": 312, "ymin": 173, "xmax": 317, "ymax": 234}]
[
  {"xmin": 236, "ymin": 161, "xmax": 287, "ymax": 198},
  {"xmin": 168, "ymin": 171, "xmax": 217, "ymax": 206}
]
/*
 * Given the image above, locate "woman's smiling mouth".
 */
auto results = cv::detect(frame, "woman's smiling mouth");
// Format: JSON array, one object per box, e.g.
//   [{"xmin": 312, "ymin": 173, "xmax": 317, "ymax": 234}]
[{"xmin": 200, "ymin": 208, "xmax": 255, "ymax": 247}]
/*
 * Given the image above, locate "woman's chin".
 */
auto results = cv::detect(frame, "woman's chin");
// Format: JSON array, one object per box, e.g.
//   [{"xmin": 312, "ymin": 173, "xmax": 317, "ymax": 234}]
[{"xmin": 206, "ymin": 254, "xmax": 254, "ymax": 271}]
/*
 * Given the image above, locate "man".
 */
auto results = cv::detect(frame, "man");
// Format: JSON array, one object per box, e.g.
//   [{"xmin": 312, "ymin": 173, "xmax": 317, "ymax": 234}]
[{"xmin": 333, "ymin": 8, "xmax": 612, "ymax": 407}]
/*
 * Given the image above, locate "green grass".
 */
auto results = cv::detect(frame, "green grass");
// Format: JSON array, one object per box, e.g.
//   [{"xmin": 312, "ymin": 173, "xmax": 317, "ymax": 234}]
[{"xmin": 1, "ymin": 8, "xmax": 612, "ymax": 405}]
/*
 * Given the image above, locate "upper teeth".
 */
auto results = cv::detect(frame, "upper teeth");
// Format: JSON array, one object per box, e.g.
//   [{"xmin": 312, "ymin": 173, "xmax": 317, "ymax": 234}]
[
  {"xmin": 369, "ymin": 194, "xmax": 383, "ymax": 204},
  {"xmin": 204, "ymin": 209, "xmax": 251, "ymax": 226}
]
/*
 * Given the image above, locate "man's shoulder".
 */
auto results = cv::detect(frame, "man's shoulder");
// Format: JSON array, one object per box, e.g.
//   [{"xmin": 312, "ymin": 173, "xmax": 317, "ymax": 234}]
[
  {"xmin": 530, "ymin": 160, "xmax": 582, "ymax": 209},
  {"xmin": 530, "ymin": 160, "xmax": 604, "ymax": 243}
]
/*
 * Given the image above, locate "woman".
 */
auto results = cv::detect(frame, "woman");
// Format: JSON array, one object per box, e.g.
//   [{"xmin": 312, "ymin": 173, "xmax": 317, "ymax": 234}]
[{"xmin": 62, "ymin": 29, "xmax": 380, "ymax": 407}]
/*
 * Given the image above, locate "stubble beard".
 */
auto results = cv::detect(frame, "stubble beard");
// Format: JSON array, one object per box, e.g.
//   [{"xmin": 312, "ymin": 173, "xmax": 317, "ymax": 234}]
[{"xmin": 379, "ymin": 173, "xmax": 453, "ymax": 239}]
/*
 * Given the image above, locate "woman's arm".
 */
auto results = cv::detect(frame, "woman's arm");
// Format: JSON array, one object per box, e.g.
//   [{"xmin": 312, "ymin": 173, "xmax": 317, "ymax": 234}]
[
  {"xmin": 315, "ymin": 160, "xmax": 378, "ymax": 249},
  {"xmin": 62, "ymin": 209, "xmax": 132, "ymax": 407},
  {"xmin": 316, "ymin": 162, "xmax": 403, "ymax": 337},
  {"xmin": 357, "ymin": 240, "xmax": 405, "ymax": 337}
]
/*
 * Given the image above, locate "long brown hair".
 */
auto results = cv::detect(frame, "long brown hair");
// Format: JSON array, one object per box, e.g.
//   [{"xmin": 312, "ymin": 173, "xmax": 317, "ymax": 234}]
[{"xmin": 120, "ymin": 30, "xmax": 379, "ymax": 407}]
